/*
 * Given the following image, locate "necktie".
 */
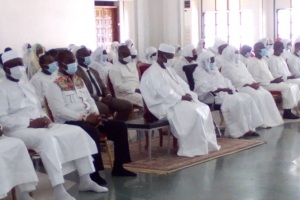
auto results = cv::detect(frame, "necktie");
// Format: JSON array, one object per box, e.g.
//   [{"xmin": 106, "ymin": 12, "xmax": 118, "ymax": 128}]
[{"xmin": 87, "ymin": 69, "xmax": 102, "ymax": 96}]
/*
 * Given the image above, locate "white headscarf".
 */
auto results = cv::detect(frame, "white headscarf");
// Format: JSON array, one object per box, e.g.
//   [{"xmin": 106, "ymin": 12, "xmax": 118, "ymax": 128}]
[
  {"xmin": 181, "ymin": 44, "xmax": 195, "ymax": 58},
  {"xmin": 208, "ymin": 37, "xmax": 227, "ymax": 56},
  {"xmin": 130, "ymin": 48, "xmax": 138, "ymax": 56},
  {"xmin": 28, "ymin": 43, "xmax": 45, "ymax": 80},
  {"xmin": 258, "ymin": 38, "xmax": 269, "ymax": 47},
  {"xmin": 143, "ymin": 46, "xmax": 157, "ymax": 64},
  {"xmin": 196, "ymin": 39, "xmax": 205, "ymax": 54},
  {"xmin": 198, "ymin": 51, "xmax": 215, "ymax": 72},
  {"xmin": 124, "ymin": 39, "xmax": 133, "ymax": 48},
  {"xmin": 222, "ymin": 45, "xmax": 237, "ymax": 64},
  {"xmin": 22, "ymin": 43, "xmax": 31, "ymax": 68},
  {"xmin": 282, "ymin": 39, "xmax": 292, "ymax": 49},
  {"xmin": 91, "ymin": 47, "xmax": 104, "ymax": 65}
]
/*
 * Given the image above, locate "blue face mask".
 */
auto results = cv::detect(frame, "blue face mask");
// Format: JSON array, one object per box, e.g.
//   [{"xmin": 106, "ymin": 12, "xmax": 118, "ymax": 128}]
[
  {"xmin": 245, "ymin": 52, "xmax": 250, "ymax": 58},
  {"xmin": 297, "ymin": 51, "xmax": 300, "ymax": 57},
  {"xmin": 83, "ymin": 56, "xmax": 91, "ymax": 66},
  {"xmin": 209, "ymin": 63, "xmax": 215, "ymax": 70},
  {"xmin": 102, "ymin": 55, "xmax": 108, "ymax": 62},
  {"xmin": 27, "ymin": 48, "xmax": 31, "ymax": 53},
  {"xmin": 259, "ymin": 48, "xmax": 267, "ymax": 57},
  {"xmin": 64, "ymin": 62, "xmax": 78, "ymax": 75},
  {"xmin": 286, "ymin": 45, "xmax": 291, "ymax": 51},
  {"xmin": 47, "ymin": 62, "xmax": 58, "ymax": 73}
]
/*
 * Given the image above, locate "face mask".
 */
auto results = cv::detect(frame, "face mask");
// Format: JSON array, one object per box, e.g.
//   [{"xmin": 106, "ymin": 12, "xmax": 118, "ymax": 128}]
[
  {"xmin": 131, "ymin": 58, "xmax": 135, "ymax": 63},
  {"xmin": 83, "ymin": 56, "xmax": 91, "ymax": 66},
  {"xmin": 245, "ymin": 52, "xmax": 250, "ymax": 58},
  {"xmin": 27, "ymin": 48, "xmax": 31, "ymax": 53},
  {"xmin": 9, "ymin": 66, "xmax": 23, "ymax": 80},
  {"xmin": 176, "ymin": 50, "xmax": 181, "ymax": 56},
  {"xmin": 259, "ymin": 48, "xmax": 267, "ymax": 57},
  {"xmin": 64, "ymin": 62, "xmax": 77, "ymax": 75},
  {"xmin": 287, "ymin": 45, "xmax": 291, "ymax": 51},
  {"xmin": 47, "ymin": 62, "xmax": 58, "ymax": 73},
  {"xmin": 122, "ymin": 56, "xmax": 132, "ymax": 63},
  {"xmin": 209, "ymin": 63, "xmax": 215, "ymax": 70},
  {"xmin": 102, "ymin": 55, "xmax": 108, "ymax": 62},
  {"xmin": 297, "ymin": 51, "xmax": 300, "ymax": 57},
  {"xmin": 193, "ymin": 54, "xmax": 198, "ymax": 61},
  {"xmin": 163, "ymin": 55, "xmax": 174, "ymax": 68},
  {"xmin": 234, "ymin": 54, "xmax": 240, "ymax": 63}
]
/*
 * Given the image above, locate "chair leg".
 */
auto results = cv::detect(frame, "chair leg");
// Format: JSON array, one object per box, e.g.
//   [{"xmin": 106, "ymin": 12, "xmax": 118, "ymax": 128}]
[
  {"xmin": 173, "ymin": 137, "xmax": 178, "ymax": 152},
  {"xmin": 159, "ymin": 129, "xmax": 163, "ymax": 147},
  {"xmin": 105, "ymin": 138, "xmax": 114, "ymax": 168},
  {"xmin": 144, "ymin": 131, "xmax": 149, "ymax": 151},
  {"xmin": 219, "ymin": 111, "xmax": 224, "ymax": 126},
  {"xmin": 12, "ymin": 188, "xmax": 17, "ymax": 200}
]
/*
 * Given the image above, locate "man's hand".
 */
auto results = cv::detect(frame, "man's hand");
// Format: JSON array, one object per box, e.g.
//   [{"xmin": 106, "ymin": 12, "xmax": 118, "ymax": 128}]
[
  {"xmin": 250, "ymin": 82, "xmax": 260, "ymax": 90},
  {"xmin": 271, "ymin": 77, "xmax": 283, "ymax": 84},
  {"xmin": 86, "ymin": 113, "xmax": 101, "ymax": 125},
  {"xmin": 182, "ymin": 94, "xmax": 192, "ymax": 101},
  {"xmin": 288, "ymin": 75, "xmax": 296, "ymax": 79},
  {"xmin": 101, "ymin": 96, "xmax": 113, "ymax": 106},
  {"xmin": 29, "ymin": 117, "xmax": 51, "ymax": 128},
  {"xmin": 135, "ymin": 89, "xmax": 141, "ymax": 94}
]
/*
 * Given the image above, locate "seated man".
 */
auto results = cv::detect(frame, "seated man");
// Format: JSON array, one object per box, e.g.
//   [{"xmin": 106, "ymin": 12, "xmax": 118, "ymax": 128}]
[
  {"xmin": 173, "ymin": 44, "xmax": 198, "ymax": 83},
  {"xmin": 248, "ymin": 42, "xmax": 300, "ymax": 119},
  {"xmin": 0, "ymin": 51, "xmax": 108, "ymax": 200},
  {"xmin": 194, "ymin": 51, "xmax": 262, "ymax": 138},
  {"xmin": 287, "ymin": 39, "xmax": 300, "ymax": 77},
  {"xmin": 268, "ymin": 41, "xmax": 300, "ymax": 88},
  {"xmin": 221, "ymin": 45, "xmax": 284, "ymax": 128},
  {"xmin": 240, "ymin": 45, "xmax": 252, "ymax": 67},
  {"xmin": 140, "ymin": 43, "xmax": 220, "ymax": 157},
  {"xmin": 30, "ymin": 54, "xmax": 58, "ymax": 106},
  {"xmin": 109, "ymin": 45, "xmax": 143, "ymax": 107},
  {"xmin": 0, "ymin": 125, "xmax": 38, "ymax": 200},
  {"xmin": 46, "ymin": 50, "xmax": 136, "ymax": 180},
  {"xmin": 75, "ymin": 47, "xmax": 132, "ymax": 121}
]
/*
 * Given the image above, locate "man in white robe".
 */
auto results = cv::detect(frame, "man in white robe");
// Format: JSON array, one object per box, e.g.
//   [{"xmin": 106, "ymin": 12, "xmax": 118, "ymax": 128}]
[
  {"xmin": 0, "ymin": 126, "xmax": 38, "ymax": 200},
  {"xmin": 221, "ymin": 45, "xmax": 283, "ymax": 128},
  {"xmin": 240, "ymin": 45, "xmax": 252, "ymax": 67},
  {"xmin": 109, "ymin": 45, "xmax": 143, "ymax": 107},
  {"xmin": 194, "ymin": 51, "xmax": 262, "ymax": 138},
  {"xmin": 287, "ymin": 38, "xmax": 300, "ymax": 77},
  {"xmin": 248, "ymin": 42, "xmax": 300, "ymax": 119},
  {"xmin": 30, "ymin": 54, "xmax": 58, "ymax": 106},
  {"xmin": 268, "ymin": 42, "xmax": 300, "ymax": 88},
  {"xmin": 140, "ymin": 43, "xmax": 220, "ymax": 157},
  {"xmin": 173, "ymin": 44, "xmax": 198, "ymax": 83},
  {"xmin": 0, "ymin": 51, "xmax": 108, "ymax": 200}
]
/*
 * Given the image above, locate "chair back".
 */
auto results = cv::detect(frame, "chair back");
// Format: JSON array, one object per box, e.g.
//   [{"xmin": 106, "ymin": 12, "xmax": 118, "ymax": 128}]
[
  {"xmin": 182, "ymin": 64, "xmax": 198, "ymax": 91},
  {"xmin": 137, "ymin": 62, "xmax": 151, "ymax": 80},
  {"xmin": 107, "ymin": 76, "xmax": 116, "ymax": 98},
  {"xmin": 44, "ymin": 97, "xmax": 54, "ymax": 122}
]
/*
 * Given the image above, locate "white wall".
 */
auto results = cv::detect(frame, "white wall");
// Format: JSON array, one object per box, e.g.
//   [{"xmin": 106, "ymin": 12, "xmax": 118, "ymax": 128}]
[
  {"xmin": 119, "ymin": 0, "xmax": 136, "ymax": 43},
  {"xmin": 0, "ymin": 0, "xmax": 96, "ymax": 54}
]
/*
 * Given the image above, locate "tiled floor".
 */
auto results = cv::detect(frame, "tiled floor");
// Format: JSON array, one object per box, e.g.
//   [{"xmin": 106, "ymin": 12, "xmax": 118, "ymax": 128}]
[{"xmin": 11, "ymin": 122, "xmax": 300, "ymax": 200}]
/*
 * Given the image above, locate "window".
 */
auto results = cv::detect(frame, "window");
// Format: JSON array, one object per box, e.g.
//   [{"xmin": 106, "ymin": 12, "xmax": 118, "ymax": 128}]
[
  {"xmin": 277, "ymin": 9, "xmax": 292, "ymax": 39},
  {"xmin": 202, "ymin": 10, "xmax": 254, "ymax": 48}
]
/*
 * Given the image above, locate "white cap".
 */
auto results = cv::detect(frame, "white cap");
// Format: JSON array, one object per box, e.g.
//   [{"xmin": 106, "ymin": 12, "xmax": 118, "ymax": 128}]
[
  {"xmin": 159, "ymin": 43, "xmax": 176, "ymax": 54},
  {"xmin": 130, "ymin": 48, "xmax": 138, "ymax": 56},
  {"xmin": 2, "ymin": 50, "xmax": 19, "ymax": 64}
]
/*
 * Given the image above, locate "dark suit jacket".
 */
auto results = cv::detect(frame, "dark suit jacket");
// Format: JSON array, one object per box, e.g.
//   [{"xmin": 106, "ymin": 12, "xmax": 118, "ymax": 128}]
[{"xmin": 76, "ymin": 66, "xmax": 110, "ymax": 100}]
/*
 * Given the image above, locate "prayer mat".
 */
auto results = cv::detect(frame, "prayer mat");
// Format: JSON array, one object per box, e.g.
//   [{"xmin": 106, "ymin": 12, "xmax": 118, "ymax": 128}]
[{"xmin": 102, "ymin": 137, "xmax": 265, "ymax": 175}]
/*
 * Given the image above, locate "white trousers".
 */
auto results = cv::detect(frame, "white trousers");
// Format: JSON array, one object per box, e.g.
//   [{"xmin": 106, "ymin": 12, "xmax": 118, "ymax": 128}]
[{"xmin": 118, "ymin": 93, "xmax": 143, "ymax": 107}]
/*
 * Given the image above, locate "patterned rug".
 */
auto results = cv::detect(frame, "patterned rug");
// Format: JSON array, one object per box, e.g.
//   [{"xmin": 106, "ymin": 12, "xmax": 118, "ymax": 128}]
[{"xmin": 102, "ymin": 137, "xmax": 266, "ymax": 174}]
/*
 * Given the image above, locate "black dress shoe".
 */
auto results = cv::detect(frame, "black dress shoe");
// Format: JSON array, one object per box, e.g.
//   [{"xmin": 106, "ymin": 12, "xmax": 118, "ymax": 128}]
[
  {"xmin": 112, "ymin": 167, "xmax": 137, "ymax": 177},
  {"xmin": 90, "ymin": 172, "xmax": 107, "ymax": 186},
  {"xmin": 283, "ymin": 113, "xmax": 300, "ymax": 119}
]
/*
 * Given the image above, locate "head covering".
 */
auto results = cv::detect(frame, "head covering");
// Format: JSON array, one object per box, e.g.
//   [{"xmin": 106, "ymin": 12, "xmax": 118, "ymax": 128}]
[
  {"xmin": 158, "ymin": 43, "xmax": 176, "ymax": 54},
  {"xmin": 91, "ymin": 47, "xmax": 104, "ymax": 64},
  {"xmin": 181, "ymin": 44, "xmax": 195, "ymax": 57},
  {"xmin": 2, "ymin": 50, "xmax": 19, "ymax": 64},
  {"xmin": 258, "ymin": 38, "xmax": 269, "ymax": 47},
  {"xmin": 282, "ymin": 39, "xmax": 292, "ymax": 48},
  {"xmin": 196, "ymin": 39, "xmax": 205, "ymax": 53},
  {"xmin": 144, "ymin": 46, "xmax": 157, "ymax": 64},
  {"xmin": 71, "ymin": 45, "xmax": 81, "ymax": 56},
  {"xmin": 198, "ymin": 51, "xmax": 214, "ymax": 72},
  {"xmin": 212, "ymin": 37, "xmax": 227, "ymax": 53},
  {"xmin": 111, "ymin": 41, "xmax": 120, "ymax": 52},
  {"xmin": 222, "ymin": 45, "xmax": 237, "ymax": 63},
  {"xmin": 68, "ymin": 44, "xmax": 75, "ymax": 50},
  {"xmin": 22, "ymin": 43, "xmax": 30, "ymax": 54},
  {"xmin": 130, "ymin": 48, "xmax": 138, "ymax": 56},
  {"xmin": 124, "ymin": 39, "xmax": 133, "ymax": 48}
]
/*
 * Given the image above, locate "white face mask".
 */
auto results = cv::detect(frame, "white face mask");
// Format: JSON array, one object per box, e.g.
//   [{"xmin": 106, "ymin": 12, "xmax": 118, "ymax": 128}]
[
  {"xmin": 8, "ymin": 66, "xmax": 23, "ymax": 80},
  {"xmin": 123, "ymin": 56, "xmax": 132, "ymax": 63},
  {"xmin": 163, "ymin": 55, "xmax": 174, "ymax": 68}
]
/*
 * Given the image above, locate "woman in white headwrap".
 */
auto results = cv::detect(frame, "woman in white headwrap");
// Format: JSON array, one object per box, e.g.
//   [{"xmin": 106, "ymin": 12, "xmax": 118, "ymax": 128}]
[
  {"xmin": 27, "ymin": 43, "xmax": 45, "ymax": 80},
  {"xmin": 281, "ymin": 38, "xmax": 292, "ymax": 60},
  {"xmin": 221, "ymin": 45, "xmax": 283, "ymax": 128},
  {"xmin": 89, "ymin": 47, "xmax": 113, "ymax": 84},
  {"xmin": 196, "ymin": 39, "xmax": 205, "ymax": 55},
  {"xmin": 141, "ymin": 46, "xmax": 157, "ymax": 64},
  {"xmin": 124, "ymin": 39, "xmax": 134, "ymax": 49},
  {"xmin": 130, "ymin": 48, "xmax": 138, "ymax": 65},
  {"xmin": 107, "ymin": 41, "xmax": 119, "ymax": 64},
  {"xmin": 194, "ymin": 51, "xmax": 262, "ymax": 138},
  {"xmin": 173, "ymin": 44, "xmax": 198, "ymax": 83},
  {"xmin": 22, "ymin": 43, "xmax": 31, "ymax": 70},
  {"xmin": 258, "ymin": 37, "xmax": 274, "ymax": 60}
]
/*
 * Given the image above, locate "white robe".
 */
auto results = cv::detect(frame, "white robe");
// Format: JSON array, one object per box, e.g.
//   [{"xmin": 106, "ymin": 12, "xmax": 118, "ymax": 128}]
[
  {"xmin": 0, "ymin": 137, "xmax": 38, "ymax": 199},
  {"xmin": 0, "ymin": 78, "xmax": 97, "ymax": 187},
  {"xmin": 173, "ymin": 57, "xmax": 196, "ymax": 83},
  {"xmin": 240, "ymin": 55, "xmax": 252, "ymax": 67},
  {"xmin": 193, "ymin": 67, "xmax": 263, "ymax": 138},
  {"xmin": 248, "ymin": 57, "xmax": 300, "ymax": 109},
  {"xmin": 140, "ymin": 62, "xmax": 220, "ymax": 157},
  {"xmin": 221, "ymin": 60, "xmax": 283, "ymax": 127},
  {"xmin": 287, "ymin": 53, "xmax": 300, "ymax": 77},
  {"xmin": 109, "ymin": 61, "xmax": 143, "ymax": 107},
  {"xmin": 215, "ymin": 54, "xmax": 225, "ymax": 69},
  {"xmin": 268, "ymin": 55, "xmax": 300, "ymax": 87}
]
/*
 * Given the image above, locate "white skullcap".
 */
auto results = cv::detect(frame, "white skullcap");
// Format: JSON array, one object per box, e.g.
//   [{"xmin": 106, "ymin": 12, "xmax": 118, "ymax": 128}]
[
  {"xmin": 130, "ymin": 48, "xmax": 138, "ymax": 56},
  {"xmin": 181, "ymin": 44, "xmax": 195, "ymax": 57},
  {"xmin": 159, "ymin": 43, "xmax": 176, "ymax": 54},
  {"xmin": 2, "ymin": 50, "xmax": 19, "ymax": 64}
]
